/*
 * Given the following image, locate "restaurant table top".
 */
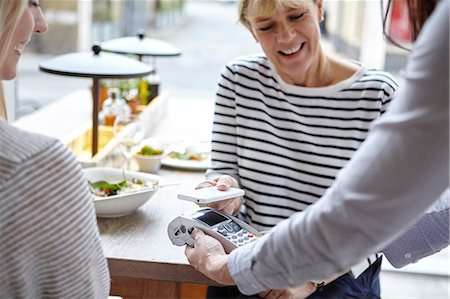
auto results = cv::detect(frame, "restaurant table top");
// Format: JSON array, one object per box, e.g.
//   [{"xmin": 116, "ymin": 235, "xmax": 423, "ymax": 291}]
[{"xmin": 97, "ymin": 95, "xmax": 219, "ymax": 292}]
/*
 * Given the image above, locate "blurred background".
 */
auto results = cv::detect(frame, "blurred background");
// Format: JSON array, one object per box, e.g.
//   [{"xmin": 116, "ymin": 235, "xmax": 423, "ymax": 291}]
[
  {"xmin": 6, "ymin": 1, "xmax": 449, "ymax": 297},
  {"xmin": 10, "ymin": 0, "xmax": 411, "ymax": 120}
]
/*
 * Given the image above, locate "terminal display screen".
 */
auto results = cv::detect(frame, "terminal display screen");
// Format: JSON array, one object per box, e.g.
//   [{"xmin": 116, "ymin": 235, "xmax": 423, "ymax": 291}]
[{"xmin": 195, "ymin": 211, "xmax": 228, "ymax": 226}]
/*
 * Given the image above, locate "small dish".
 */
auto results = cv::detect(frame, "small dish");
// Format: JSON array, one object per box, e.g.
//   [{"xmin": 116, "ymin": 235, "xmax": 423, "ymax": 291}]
[
  {"xmin": 133, "ymin": 153, "xmax": 163, "ymax": 173},
  {"xmin": 83, "ymin": 167, "xmax": 163, "ymax": 218}
]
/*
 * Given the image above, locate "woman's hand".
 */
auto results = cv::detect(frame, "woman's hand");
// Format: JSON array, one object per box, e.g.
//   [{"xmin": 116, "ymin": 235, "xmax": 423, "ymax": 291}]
[
  {"xmin": 185, "ymin": 229, "xmax": 234, "ymax": 285},
  {"xmin": 195, "ymin": 175, "xmax": 243, "ymax": 215}
]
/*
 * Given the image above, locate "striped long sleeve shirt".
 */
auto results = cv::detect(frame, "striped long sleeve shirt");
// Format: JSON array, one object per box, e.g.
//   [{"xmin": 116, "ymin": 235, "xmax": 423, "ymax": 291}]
[
  {"xmin": 0, "ymin": 118, "xmax": 110, "ymax": 298},
  {"xmin": 207, "ymin": 54, "xmax": 399, "ymax": 276}
]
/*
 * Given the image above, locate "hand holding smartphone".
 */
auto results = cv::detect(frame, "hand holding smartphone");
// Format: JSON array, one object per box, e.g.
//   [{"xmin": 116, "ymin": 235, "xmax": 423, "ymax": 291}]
[{"xmin": 177, "ymin": 186, "xmax": 245, "ymax": 204}]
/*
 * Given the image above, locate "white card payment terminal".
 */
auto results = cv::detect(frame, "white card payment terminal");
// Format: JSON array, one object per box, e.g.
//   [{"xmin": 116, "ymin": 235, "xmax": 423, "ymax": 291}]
[{"xmin": 167, "ymin": 207, "xmax": 261, "ymax": 253}]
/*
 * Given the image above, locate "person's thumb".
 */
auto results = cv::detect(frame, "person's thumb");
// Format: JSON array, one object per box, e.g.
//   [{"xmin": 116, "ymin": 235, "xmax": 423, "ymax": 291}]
[
  {"xmin": 216, "ymin": 175, "xmax": 237, "ymax": 191},
  {"xmin": 190, "ymin": 228, "xmax": 205, "ymax": 241}
]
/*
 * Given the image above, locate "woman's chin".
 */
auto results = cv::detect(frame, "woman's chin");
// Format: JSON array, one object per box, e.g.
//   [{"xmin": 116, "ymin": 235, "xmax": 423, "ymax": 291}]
[{"xmin": 0, "ymin": 69, "xmax": 17, "ymax": 81}]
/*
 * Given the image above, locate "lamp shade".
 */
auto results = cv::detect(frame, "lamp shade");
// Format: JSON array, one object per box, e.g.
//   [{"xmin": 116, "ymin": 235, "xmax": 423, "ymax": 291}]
[
  {"xmin": 38, "ymin": 45, "xmax": 153, "ymax": 157},
  {"xmin": 101, "ymin": 31, "xmax": 181, "ymax": 58},
  {"xmin": 39, "ymin": 45, "xmax": 153, "ymax": 78}
]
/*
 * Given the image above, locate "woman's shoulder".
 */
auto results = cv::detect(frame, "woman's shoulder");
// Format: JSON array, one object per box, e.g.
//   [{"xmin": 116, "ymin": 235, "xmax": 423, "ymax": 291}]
[
  {"xmin": 338, "ymin": 60, "xmax": 399, "ymax": 91},
  {"xmin": 0, "ymin": 120, "xmax": 70, "ymax": 183},
  {"xmin": 0, "ymin": 120, "xmax": 59, "ymax": 158},
  {"xmin": 225, "ymin": 53, "xmax": 271, "ymax": 71},
  {"xmin": 361, "ymin": 67, "xmax": 399, "ymax": 83},
  {"xmin": 340, "ymin": 59, "xmax": 398, "ymax": 83}
]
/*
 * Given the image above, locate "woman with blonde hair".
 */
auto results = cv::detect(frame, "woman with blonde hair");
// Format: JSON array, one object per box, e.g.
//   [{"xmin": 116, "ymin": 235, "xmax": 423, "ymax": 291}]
[
  {"xmin": 196, "ymin": 0, "xmax": 398, "ymax": 297},
  {"xmin": 0, "ymin": 1, "xmax": 110, "ymax": 298}
]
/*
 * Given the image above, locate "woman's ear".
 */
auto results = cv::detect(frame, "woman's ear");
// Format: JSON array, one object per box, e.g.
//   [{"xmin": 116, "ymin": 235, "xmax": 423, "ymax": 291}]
[{"xmin": 317, "ymin": 0, "xmax": 324, "ymax": 22}]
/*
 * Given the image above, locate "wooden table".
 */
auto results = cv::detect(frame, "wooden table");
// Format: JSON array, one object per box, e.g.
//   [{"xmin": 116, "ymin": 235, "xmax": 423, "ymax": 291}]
[{"xmin": 98, "ymin": 96, "xmax": 217, "ymax": 298}]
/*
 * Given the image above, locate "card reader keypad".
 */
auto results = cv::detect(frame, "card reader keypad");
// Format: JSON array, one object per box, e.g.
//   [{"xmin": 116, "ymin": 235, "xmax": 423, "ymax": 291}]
[{"xmin": 216, "ymin": 220, "xmax": 258, "ymax": 246}]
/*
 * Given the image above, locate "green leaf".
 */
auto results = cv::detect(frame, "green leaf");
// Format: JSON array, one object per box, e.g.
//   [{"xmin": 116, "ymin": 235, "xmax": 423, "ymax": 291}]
[
  {"xmin": 88, "ymin": 180, "xmax": 123, "ymax": 196},
  {"xmin": 138, "ymin": 145, "xmax": 163, "ymax": 156}
]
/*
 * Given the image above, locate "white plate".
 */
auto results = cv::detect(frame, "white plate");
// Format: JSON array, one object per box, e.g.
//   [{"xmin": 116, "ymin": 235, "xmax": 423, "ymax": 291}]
[
  {"xmin": 161, "ymin": 158, "xmax": 211, "ymax": 170},
  {"xmin": 161, "ymin": 141, "xmax": 211, "ymax": 170},
  {"xmin": 83, "ymin": 167, "xmax": 164, "ymax": 218}
]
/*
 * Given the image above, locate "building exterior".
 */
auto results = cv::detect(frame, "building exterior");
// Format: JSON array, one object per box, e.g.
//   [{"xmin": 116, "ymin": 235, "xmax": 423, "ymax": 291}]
[
  {"xmin": 29, "ymin": 0, "xmax": 185, "ymax": 54},
  {"xmin": 324, "ymin": 0, "xmax": 408, "ymax": 72}
]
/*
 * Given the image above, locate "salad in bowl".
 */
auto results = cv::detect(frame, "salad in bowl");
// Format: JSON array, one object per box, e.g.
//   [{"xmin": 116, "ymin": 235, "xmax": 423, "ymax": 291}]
[{"xmin": 83, "ymin": 167, "xmax": 163, "ymax": 218}]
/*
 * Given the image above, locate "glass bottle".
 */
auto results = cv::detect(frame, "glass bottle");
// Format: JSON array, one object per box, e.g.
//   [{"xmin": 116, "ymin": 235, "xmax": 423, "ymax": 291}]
[
  {"xmin": 147, "ymin": 70, "xmax": 160, "ymax": 102},
  {"xmin": 139, "ymin": 70, "xmax": 160, "ymax": 105},
  {"xmin": 101, "ymin": 88, "xmax": 131, "ymax": 126}
]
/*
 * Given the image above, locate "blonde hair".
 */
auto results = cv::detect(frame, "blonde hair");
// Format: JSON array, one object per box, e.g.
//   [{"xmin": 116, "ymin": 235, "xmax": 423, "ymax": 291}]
[
  {"xmin": 0, "ymin": 0, "xmax": 26, "ymax": 120},
  {"xmin": 0, "ymin": 81, "xmax": 6, "ymax": 120},
  {"xmin": 238, "ymin": 0, "xmax": 315, "ymax": 31}
]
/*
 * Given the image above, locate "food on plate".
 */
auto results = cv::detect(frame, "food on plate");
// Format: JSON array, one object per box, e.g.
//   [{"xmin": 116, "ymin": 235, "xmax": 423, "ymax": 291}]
[
  {"xmin": 88, "ymin": 176, "xmax": 158, "ymax": 198},
  {"xmin": 166, "ymin": 149, "xmax": 209, "ymax": 161},
  {"xmin": 161, "ymin": 142, "xmax": 212, "ymax": 169},
  {"xmin": 137, "ymin": 145, "xmax": 163, "ymax": 156}
]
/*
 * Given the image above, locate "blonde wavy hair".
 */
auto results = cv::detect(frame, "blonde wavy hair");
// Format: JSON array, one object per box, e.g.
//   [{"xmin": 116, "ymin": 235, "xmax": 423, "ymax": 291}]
[
  {"xmin": 238, "ymin": 0, "xmax": 317, "ymax": 30},
  {"xmin": 0, "ymin": 0, "xmax": 26, "ymax": 120},
  {"xmin": 0, "ymin": 82, "xmax": 6, "ymax": 119}
]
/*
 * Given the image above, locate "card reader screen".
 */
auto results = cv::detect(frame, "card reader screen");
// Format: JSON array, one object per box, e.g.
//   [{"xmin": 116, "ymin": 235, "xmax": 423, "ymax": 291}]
[{"xmin": 196, "ymin": 211, "xmax": 228, "ymax": 226}]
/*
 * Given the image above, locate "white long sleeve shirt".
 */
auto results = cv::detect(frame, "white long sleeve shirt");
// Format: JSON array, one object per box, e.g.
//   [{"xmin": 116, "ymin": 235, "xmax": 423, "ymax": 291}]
[{"xmin": 228, "ymin": 0, "xmax": 449, "ymax": 295}]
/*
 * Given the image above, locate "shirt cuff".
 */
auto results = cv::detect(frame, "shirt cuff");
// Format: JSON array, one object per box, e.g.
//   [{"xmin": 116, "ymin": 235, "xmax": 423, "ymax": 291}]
[
  {"xmin": 383, "ymin": 223, "xmax": 425, "ymax": 268},
  {"xmin": 228, "ymin": 243, "xmax": 265, "ymax": 295},
  {"xmin": 383, "ymin": 209, "xmax": 449, "ymax": 268}
]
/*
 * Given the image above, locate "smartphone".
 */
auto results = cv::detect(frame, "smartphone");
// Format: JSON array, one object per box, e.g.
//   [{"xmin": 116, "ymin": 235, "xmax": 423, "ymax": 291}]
[
  {"xmin": 177, "ymin": 186, "xmax": 245, "ymax": 204},
  {"xmin": 167, "ymin": 207, "xmax": 261, "ymax": 253}
]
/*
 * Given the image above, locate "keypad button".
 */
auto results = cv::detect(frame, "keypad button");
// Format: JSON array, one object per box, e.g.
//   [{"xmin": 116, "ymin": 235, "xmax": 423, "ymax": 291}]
[
  {"xmin": 224, "ymin": 224, "xmax": 233, "ymax": 232},
  {"xmin": 231, "ymin": 223, "xmax": 240, "ymax": 231}
]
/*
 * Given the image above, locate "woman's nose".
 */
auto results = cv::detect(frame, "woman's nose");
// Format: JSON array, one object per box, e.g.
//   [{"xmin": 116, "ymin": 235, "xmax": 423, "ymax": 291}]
[
  {"xmin": 277, "ymin": 22, "xmax": 295, "ymax": 43},
  {"xmin": 34, "ymin": 9, "xmax": 48, "ymax": 34}
]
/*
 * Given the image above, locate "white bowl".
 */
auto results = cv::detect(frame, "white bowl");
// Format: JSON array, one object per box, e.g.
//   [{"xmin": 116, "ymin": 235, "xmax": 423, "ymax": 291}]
[
  {"xmin": 83, "ymin": 167, "xmax": 163, "ymax": 218},
  {"xmin": 133, "ymin": 153, "xmax": 163, "ymax": 173}
]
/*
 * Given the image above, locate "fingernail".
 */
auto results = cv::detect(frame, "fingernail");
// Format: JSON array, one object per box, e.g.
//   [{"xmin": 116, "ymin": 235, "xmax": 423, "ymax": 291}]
[{"xmin": 217, "ymin": 185, "xmax": 227, "ymax": 191}]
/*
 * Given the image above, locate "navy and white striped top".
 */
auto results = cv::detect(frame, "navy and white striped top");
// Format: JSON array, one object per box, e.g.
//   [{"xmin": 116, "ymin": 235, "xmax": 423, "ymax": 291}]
[
  {"xmin": 207, "ymin": 54, "xmax": 398, "ymax": 275},
  {"xmin": 0, "ymin": 119, "xmax": 110, "ymax": 298}
]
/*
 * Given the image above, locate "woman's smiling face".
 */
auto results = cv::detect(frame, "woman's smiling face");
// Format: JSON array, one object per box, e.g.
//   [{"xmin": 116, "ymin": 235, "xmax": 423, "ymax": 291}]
[
  {"xmin": 0, "ymin": 0, "xmax": 48, "ymax": 80},
  {"xmin": 247, "ymin": 0, "xmax": 324, "ymax": 85}
]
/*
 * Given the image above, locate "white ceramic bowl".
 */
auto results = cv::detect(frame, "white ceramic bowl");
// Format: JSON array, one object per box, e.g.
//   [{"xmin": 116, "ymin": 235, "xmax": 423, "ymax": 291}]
[
  {"xmin": 83, "ymin": 167, "xmax": 163, "ymax": 218},
  {"xmin": 133, "ymin": 153, "xmax": 163, "ymax": 173}
]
